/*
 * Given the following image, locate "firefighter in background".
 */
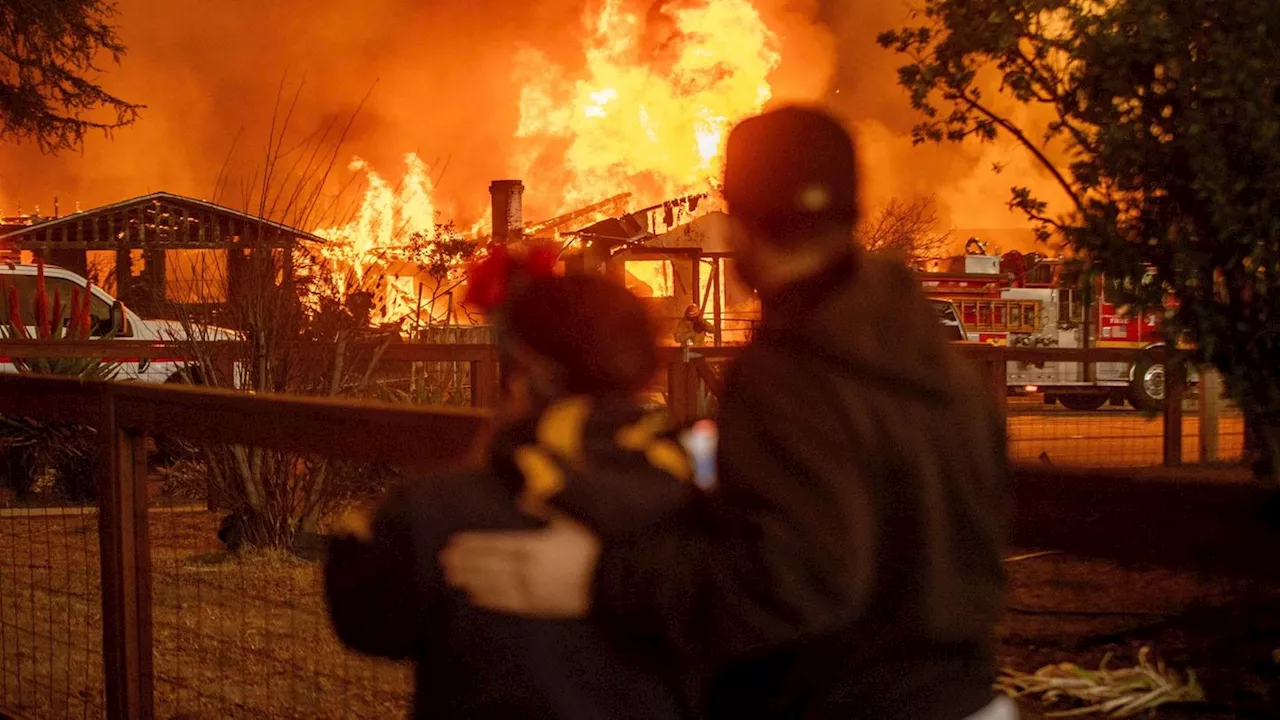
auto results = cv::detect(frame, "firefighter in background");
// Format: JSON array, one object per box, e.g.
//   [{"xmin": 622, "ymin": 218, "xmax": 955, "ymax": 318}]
[{"xmin": 673, "ymin": 303, "xmax": 711, "ymax": 346}]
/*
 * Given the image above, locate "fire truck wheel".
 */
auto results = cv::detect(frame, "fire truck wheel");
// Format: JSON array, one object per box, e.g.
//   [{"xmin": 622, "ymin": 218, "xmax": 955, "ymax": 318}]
[
  {"xmin": 1128, "ymin": 353, "xmax": 1166, "ymax": 412},
  {"xmin": 1059, "ymin": 393, "xmax": 1108, "ymax": 411}
]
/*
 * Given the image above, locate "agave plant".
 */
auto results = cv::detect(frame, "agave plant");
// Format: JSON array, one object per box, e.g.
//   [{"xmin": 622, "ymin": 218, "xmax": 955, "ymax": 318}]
[
  {"xmin": 0, "ymin": 262, "xmax": 119, "ymax": 500},
  {"xmin": 0, "ymin": 262, "xmax": 120, "ymax": 380}
]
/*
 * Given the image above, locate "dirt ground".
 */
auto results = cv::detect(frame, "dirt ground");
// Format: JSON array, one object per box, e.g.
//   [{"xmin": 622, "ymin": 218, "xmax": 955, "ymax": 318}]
[
  {"xmin": 0, "ymin": 510, "xmax": 411, "ymax": 720},
  {"xmin": 999, "ymin": 551, "xmax": 1279, "ymax": 719},
  {"xmin": 1, "ymin": 511, "xmax": 1276, "ymax": 719}
]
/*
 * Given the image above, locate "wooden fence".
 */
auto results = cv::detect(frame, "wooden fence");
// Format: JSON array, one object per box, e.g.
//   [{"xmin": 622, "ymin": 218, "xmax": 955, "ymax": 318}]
[{"xmin": 0, "ymin": 341, "xmax": 1276, "ymax": 719}]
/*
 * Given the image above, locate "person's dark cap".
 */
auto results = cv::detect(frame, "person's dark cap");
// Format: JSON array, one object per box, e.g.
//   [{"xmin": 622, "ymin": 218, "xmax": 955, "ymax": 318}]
[{"xmin": 723, "ymin": 106, "xmax": 858, "ymax": 231}]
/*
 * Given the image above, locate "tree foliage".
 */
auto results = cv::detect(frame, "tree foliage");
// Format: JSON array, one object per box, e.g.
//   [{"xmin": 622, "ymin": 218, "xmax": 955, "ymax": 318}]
[
  {"xmin": 0, "ymin": 0, "xmax": 141, "ymax": 152},
  {"xmin": 858, "ymin": 195, "xmax": 951, "ymax": 263},
  {"xmin": 880, "ymin": 0, "xmax": 1280, "ymax": 483}
]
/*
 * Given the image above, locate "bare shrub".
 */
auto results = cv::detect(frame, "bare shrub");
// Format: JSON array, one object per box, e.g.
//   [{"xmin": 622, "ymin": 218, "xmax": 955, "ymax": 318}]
[{"xmin": 858, "ymin": 195, "xmax": 951, "ymax": 265}]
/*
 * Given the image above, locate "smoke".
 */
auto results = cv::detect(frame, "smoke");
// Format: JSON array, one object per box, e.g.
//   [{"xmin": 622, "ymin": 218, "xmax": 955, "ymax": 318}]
[
  {"xmin": 810, "ymin": 0, "xmax": 1069, "ymax": 245},
  {"xmin": 0, "ymin": 0, "xmax": 1067, "ymax": 248},
  {"xmin": 0, "ymin": 0, "xmax": 585, "ymax": 224}
]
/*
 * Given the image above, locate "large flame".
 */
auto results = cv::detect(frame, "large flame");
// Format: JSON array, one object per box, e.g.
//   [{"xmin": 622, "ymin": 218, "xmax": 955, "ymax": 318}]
[
  {"xmin": 311, "ymin": 0, "xmax": 783, "ymax": 315},
  {"xmin": 312, "ymin": 153, "xmax": 478, "ymax": 325},
  {"xmin": 515, "ymin": 0, "xmax": 780, "ymax": 214},
  {"xmin": 314, "ymin": 153, "xmax": 440, "ymax": 281}
]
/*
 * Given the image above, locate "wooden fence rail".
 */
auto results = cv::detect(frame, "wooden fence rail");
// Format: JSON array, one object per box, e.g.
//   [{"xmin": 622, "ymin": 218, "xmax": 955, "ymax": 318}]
[
  {"xmin": 0, "ymin": 342, "xmax": 1275, "ymax": 720},
  {"xmin": 0, "ymin": 339, "xmax": 1206, "ymax": 464},
  {"xmin": 664, "ymin": 344, "xmax": 1192, "ymax": 461}
]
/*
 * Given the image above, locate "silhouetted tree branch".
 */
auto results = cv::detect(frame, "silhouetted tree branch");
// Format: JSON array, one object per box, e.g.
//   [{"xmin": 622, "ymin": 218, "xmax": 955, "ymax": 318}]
[{"xmin": 0, "ymin": 0, "xmax": 142, "ymax": 153}]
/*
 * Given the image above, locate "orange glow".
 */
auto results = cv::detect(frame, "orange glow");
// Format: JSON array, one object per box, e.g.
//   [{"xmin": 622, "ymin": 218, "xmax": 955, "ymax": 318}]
[
  {"xmin": 314, "ymin": 153, "xmax": 442, "ymax": 284},
  {"xmin": 310, "ymin": 154, "xmax": 480, "ymax": 326},
  {"xmin": 310, "ymin": 0, "xmax": 784, "ymax": 319},
  {"xmin": 625, "ymin": 259, "xmax": 675, "ymax": 298},
  {"xmin": 515, "ymin": 0, "xmax": 780, "ymax": 215}
]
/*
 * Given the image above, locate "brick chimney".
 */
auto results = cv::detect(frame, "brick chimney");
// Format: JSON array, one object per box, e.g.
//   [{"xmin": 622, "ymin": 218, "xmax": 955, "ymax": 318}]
[{"xmin": 489, "ymin": 180, "xmax": 524, "ymax": 243}]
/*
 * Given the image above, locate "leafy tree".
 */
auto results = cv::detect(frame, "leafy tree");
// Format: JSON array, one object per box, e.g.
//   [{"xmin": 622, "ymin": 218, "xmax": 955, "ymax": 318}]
[
  {"xmin": 0, "ymin": 0, "xmax": 141, "ymax": 152},
  {"xmin": 880, "ymin": 0, "xmax": 1280, "ymax": 485},
  {"xmin": 858, "ymin": 195, "xmax": 951, "ymax": 264},
  {"xmin": 407, "ymin": 221, "xmax": 480, "ymax": 285}
]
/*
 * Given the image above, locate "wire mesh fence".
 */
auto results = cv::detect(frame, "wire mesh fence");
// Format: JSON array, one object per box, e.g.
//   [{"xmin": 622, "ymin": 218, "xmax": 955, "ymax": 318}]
[
  {"xmin": 667, "ymin": 352, "xmax": 1246, "ymax": 470},
  {"xmin": 1, "ymin": 422, "xmax": 426, "ymax": 719},
  {"xmin": 147, "ymin": 499, "xmax": 411, "ymax": 720},
  {"xmin": 1005, "ymin": 384, "xmax": 1245, "ymax": 468},
  {"xmin": 0, "ymin": 342, "xmax": 1262, "ymax": 719},
  {"xmin": 0, "ymin": 455, "xmax": 106, "ymax": 719}
]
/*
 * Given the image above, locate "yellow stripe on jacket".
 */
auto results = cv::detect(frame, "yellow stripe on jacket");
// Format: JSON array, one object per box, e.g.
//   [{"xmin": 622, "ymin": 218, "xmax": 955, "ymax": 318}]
[{"xmin": 517, "ymin": 397, "xmax": 694, "ymax": 512}]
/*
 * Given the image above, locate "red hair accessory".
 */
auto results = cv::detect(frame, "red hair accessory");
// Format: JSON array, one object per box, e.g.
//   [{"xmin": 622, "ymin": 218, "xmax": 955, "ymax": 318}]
[
  {"xmin": 464, "ymin": 243, "xmax": 560, "ymax": 314},
  {"xmin": 464, "ymin": 245, "xmax": 512, "ymax": 313}
]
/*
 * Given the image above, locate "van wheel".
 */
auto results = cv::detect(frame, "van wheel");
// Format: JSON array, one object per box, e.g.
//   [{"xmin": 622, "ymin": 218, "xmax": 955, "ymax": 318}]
[
  {"xmin": 1128, "ymin": 352, "xmax": 1166, "ymax": 411},
  {"xmin": 1059, "ymin": 394, "xmax": 1108, "ymax": 411}
]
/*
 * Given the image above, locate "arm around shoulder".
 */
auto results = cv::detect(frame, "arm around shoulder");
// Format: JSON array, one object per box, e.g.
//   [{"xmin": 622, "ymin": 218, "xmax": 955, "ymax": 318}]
[{"xmin": 592, "ymin": 351, "xmax": 876, "ymax": 661}]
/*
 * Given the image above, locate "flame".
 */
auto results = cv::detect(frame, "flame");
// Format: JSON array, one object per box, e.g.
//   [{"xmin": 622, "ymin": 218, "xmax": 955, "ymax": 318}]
[
  {"xmin": 312, "ymin": 153, "xmax": 481, "ymax": 326},
  {"xmin": 314, "ymin": 153, "xmax": 440, "ymax": 281},
  {"xmin": 515, "ymin": 0, "xmax": 780, "ymax": 215},
  {"xmin": 623, "ymin": 258, "xmax": 676, "ymax": 298},
  {"xmin": 310, "ymin": 0, "xmax": 783, "ymax": 321}
]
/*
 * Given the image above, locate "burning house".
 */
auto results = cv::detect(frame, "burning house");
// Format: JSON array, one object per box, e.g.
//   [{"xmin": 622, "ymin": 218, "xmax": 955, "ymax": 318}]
[
  {"xmin": 562, "ymin": 198, "xmax": 758, "ymax": 345},
  {"xmin": 0, "ymin": 192, "xmax": 318, "ymax": 322}
]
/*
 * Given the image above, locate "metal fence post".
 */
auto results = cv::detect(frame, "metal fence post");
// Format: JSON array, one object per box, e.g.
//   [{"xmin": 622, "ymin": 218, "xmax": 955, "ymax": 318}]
[
  {"xmin": 1163, "ymin": 353, "xmax": 1186, "ymax": 467},
  {"xmin": 96, "ymin": 392, "xmax": 155, "ymax": 720}
]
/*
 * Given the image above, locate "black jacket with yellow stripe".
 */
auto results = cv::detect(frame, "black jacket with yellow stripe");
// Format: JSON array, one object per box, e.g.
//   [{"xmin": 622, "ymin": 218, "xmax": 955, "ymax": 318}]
[
  {"xmin": 325, "ymin": 396, "xmax": 695, "ymax": 720},
  {"xmin": 489, "ymin": 395, "xmax": 697, "ymax": 536}
]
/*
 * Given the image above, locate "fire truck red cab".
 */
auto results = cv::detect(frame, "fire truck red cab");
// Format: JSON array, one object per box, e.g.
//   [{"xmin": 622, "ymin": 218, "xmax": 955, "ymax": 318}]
[{"xmin": 917, "ymin": 241, "xmax": 1176, "ymax": 411}]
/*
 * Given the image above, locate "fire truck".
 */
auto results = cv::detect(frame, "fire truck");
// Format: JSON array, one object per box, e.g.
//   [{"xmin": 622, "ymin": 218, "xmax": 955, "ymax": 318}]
[{"xmin": 917, "ymin": 240, "xmax": 1175, "ymax": 411}]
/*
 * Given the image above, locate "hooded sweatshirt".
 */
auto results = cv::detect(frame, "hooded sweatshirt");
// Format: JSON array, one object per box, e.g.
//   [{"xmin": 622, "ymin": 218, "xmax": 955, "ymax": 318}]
[
  {"xmin": 591, "ymin": 249, "xmax": 1012, "ymax": 720},
  {"xmin": 325, "ymin": 397, "xmax": 695, "ymax": 720}
]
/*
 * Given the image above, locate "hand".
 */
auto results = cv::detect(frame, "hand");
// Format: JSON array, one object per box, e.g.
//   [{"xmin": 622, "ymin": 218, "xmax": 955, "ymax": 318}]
[{"xmin": 440, "ymin": 514, "xmax": 602, "ymax": 618}]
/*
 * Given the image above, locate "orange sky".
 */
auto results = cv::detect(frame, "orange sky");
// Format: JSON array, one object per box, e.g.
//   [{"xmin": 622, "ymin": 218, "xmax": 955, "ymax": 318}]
[{"xmin": 0, "ymin": 0, "xmax": 1068, "ymax": 248}]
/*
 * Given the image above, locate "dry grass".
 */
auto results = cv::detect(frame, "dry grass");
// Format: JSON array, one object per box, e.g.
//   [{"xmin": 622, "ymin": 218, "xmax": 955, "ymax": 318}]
[
  {"xmin": 998, "ymin": 647, "xmax": 1205, "ymax": 717},
  {"xmin": 0, "ymin": 510, "xmax": 411, "ymax": 720}
]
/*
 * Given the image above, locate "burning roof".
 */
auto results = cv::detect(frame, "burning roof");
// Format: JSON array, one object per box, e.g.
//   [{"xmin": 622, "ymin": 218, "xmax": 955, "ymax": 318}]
[{"xmin": 0, "ymin": 192, "xmax": 324, "ymax": 249}]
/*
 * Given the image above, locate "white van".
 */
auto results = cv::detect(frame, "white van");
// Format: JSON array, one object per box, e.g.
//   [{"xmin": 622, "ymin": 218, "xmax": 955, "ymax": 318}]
[{"xmin": 0, "ymin": 263, "xmax": 233, "ymax": 383}]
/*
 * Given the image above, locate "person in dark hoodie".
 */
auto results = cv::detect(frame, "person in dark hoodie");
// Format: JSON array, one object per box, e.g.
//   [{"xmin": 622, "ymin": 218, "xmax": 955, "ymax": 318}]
[
  {"xmin": 324, "ymin": 246, "xmax": 695, "ymax": 720},
  {"xmin": 441, "ymin": 106, "xmax": 1015, "ymax": 720}
]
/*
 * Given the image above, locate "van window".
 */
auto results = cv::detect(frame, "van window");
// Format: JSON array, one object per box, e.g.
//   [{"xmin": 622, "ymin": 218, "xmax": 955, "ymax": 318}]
[
  {"xmin": 930, "ymin": 300, "xmax": 966, "ymax": 341},
  {"xmin": 0, "ymin": 275, "xmax": 115, "ymax": 335}
]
